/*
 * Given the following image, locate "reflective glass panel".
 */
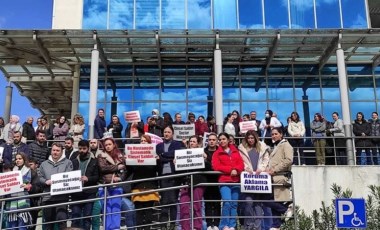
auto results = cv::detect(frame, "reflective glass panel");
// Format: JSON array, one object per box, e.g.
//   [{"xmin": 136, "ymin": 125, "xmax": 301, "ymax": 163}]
[
  {"xmin": 188, "ymin": 88, "xmax": 210, "ymax": 101},
  {"xmin": 83, "ymin": 0, "xmax": 108, "ymax": 29},
  {"xmin": 321, "ymin": 76, "xmax": 340, "ymax": 100},
  {"xmin": 348, "ymin": 77, "xmax": 375, "ymax": 100},
  {"xmin": 214, "ymin": 0, "xmax": 237, "ymax": 29},
  {"xmin": 350, "ymin": 102, "xmax": 376, "ymax": 119},
  {"xmin": 322, "ymin": 102, "xmax": 341, "ymax": 121},
  {"xmin": 136, "ymin": 0, "xmax": 159, "ymax": 29},
  {"xmin": 162, "ymin": 0, "xmax": 185, "ymax": 29},
  {"xmin": 265, "ymin": 0, "xmax": 289, "ymax": 28},
  {"xmin": 134, "ymin": 88, "xmax": 160, "ymax": 101},
  {"xmin": 290, "ymin": 0, "xmax": 314, "ymax": 28},
  {"xmin": 268, "ymin": 76, "xmax": 294, "ymax": 100},
  {"xmin": 268, "ymin": 102, "xmax": 295, "ymax": 124},
  {"xmin": 116, "ymin": 89, "xmax": 133, "ymax": 101},
  {"xmin": 188, "ymin": 102, "xmax": 209, "ymax": 118},
  {"xmin": 133, "ymin": 102, "xmax": 160, "ymax": 121},
  {"xmin": 223, "ymin": 102, "xmax": 240, "ymax": 117},
  {"xmin": 238, "ymin": 0, "xmax": 263, "ymax": 29},
  {"xmin": 316, "ymin": 0, "xmax": 341, "ymax": 28},
  {"xmin": 223, "ymin": 88, "xmax": 240, "ymax": 100},
  {"xmin": 109, "ymin": 0, "xmax": 134, "ymax": 29},
  {"xmin": 187, "ymin": 0, "xmax": 211, "ymax": 29},
  {"xmin": 341, "ymin": 0, "xmax": 367, "ymax": 28},
  {"xmin": 241, "ymin": 87, "xmax": 267, "ymax": 100},
  {"xmin": 162, "ymin": 88, "xmax": 186, "ymax": 101},
  {"xmin": 241, "ymin": 102, "xmax": 268, "ymax": 118}
]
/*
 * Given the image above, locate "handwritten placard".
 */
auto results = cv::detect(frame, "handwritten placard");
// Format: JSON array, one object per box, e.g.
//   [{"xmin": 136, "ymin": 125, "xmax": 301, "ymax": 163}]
[
  {"xmin": 240, "ymin": 172, "xmax": 272, "ymax": 194},
  {"xmin": 124, "ymin": 111, "xmax": 141, "ymax": 123},
  {"xmin": 239, "ymin": 121, "xmax": 257, "ymax": 134},
  {"xmin": 146, "ymin": 132, "xmax": 163, "ymax": 144},
  {"xmin": 173, "ymin": 124, "xmax": 195, "ymax": 141},
  {"xmin": 51, "ymin": 170, "xmax": 82, "ymax": 195},
  {"xmin": 175, "ymin": 148, "xmax": 205, "ymax": 171},
  {"xmin": 0, "ymin": 171, "xmax": 23, "ymax": 196},
  {"xmin": 125, "ymin": 144, "xmax": 157, "ymax": 165}
]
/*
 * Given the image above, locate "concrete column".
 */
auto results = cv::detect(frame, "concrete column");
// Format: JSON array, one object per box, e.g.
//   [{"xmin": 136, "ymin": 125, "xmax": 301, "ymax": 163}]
[
  {"xmin": 3, "ymin": 83, "xmax": 13, "ymax": 123},
  {"xmin": 214, "ymin": 49, "xmax": 223, "ymax": 134},
  {"xmin": 336, "ymin": 43, "xmax": 355, "ymax": 165},
  {"xmin": 71, "ymin": 65, "xmax": 80, "ymax": 119},
  {"xmin": 88, "ymin": 47, "xmax": 99, "ymax": 139}
]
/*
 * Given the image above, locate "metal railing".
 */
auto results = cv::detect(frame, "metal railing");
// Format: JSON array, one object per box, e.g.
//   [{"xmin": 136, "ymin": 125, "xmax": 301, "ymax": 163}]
[{"xmin": 0, "ymin": 171, "xmax": 295, "ymax": 230}]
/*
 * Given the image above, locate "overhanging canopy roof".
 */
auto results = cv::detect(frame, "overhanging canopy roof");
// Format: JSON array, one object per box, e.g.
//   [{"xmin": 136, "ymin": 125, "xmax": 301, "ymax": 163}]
[{"xmin": 1, "ymin": 29, "xmax": 380, "ymax": 116}]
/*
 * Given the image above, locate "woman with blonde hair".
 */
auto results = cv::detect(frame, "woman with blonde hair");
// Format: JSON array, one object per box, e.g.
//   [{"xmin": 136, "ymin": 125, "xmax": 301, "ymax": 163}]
[
  {"xmin": 238, "ymin": 130, "xmax": 270, "ymax": 230},
  {"xmin": 69, "ymin": 113, "xmax": 85, "ymax": 148}
]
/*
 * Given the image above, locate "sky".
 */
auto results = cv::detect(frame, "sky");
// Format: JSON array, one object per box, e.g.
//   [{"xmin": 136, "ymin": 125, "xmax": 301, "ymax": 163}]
[{"xmin": 0, "ymin": 0, "xmax": 53, "ymax": 123}]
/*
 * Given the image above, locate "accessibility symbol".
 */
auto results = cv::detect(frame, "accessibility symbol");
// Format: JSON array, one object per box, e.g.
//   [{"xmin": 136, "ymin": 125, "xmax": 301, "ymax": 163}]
[{"xmin": 335, "ymin": 198, "xmax": 367, "ymax": 228}]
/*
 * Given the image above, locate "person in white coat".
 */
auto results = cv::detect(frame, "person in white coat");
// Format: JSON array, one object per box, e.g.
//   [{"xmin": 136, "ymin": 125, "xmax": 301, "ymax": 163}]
[
  {"xmin": 287, "ymin": 112, "xmax": 306, "ymax": 165},
  {"xmin": 259, "ymin": 110, "xmax": 282, "ymax": 147}
]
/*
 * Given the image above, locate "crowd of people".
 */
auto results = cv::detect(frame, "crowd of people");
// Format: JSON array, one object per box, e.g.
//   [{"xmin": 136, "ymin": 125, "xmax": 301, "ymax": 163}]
[{"xmin": 0, "ymin": 108, "xmax": 379, "ymax": 230}]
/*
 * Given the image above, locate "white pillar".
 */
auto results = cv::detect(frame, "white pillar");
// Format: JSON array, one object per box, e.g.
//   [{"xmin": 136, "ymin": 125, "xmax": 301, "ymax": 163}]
[
  {"xmin": 88, "ymin": 47, "xmax": 99, "ymax": 139},
  {"xmin": 336, "ymin": 44, "xmax": 355, "ymax": 165},
  {"xmin": 71, "ymin": 65, "xmax": 80, "ymax": 119},
  {"xmin": 3, "ymin": 83, "xmax": 13, "ymax": 123},
  {"xmin": 214, "ymin": 49, "xmax": 223, "ymax": 134}
]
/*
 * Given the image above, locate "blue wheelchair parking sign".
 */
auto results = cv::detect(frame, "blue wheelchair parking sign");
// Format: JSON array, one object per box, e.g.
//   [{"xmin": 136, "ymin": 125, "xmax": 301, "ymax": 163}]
[{"xmin": 335, "ymin": 198, "xmax": 367, "ymax": 228}]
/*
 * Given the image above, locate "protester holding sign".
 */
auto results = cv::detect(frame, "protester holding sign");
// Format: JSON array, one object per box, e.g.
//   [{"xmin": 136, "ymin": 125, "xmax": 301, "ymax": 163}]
[
  {"xmin": 156, "ymin": 125, "xmax": 185, "ymax": 229},
  {"xmin": 97, "ymin": 138, "xmax": 127, "ymax": 230},
  {"xmin": 38, "ymin": 143, "xmax": 73, "ymax": 230},
  {"xmin": 71, "ymin": 140, "xmax": 99, "ymax": 230},
  {"xmin": 124, "ymin": 120, "xmax": 144, "ymax": 144},
  {"xmin": 5, "ymin": 152, "xmax": 32, "ymax": 230},
  {"xmin": 264, "ymin": 127, "xmax": 293, "ymax": 230},
  {"xmin": 128, "ymin": 134, "xmax": 160, "ymax": 230},
  {"xmin": 177, "ymin": 135, "xmax": 207, "ymax": 230},
  {"xmin": 238, "ymin": 130, "xmax": 270, "ymax": 230},
  {"xmin": 212, "ymin": 132, "xmax": 244, "ymax": 230}
]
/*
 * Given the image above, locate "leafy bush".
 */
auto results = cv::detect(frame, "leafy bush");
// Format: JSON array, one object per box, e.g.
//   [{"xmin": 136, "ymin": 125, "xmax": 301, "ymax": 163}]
[{"xmin": 281, "ymin": 184, "xmax": 380, "ymax": 230}]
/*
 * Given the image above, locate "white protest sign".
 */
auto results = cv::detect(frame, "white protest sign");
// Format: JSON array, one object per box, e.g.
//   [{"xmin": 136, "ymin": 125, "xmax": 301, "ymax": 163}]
[
  {"xmin": 125, "ymin": 144, "xmax": 157, "ymax": 165},
  {"xmin": 175, "ymin": 148, "xmax": 205, "ymax": 171},
  {"xmin": 146, "ymin": 132, "xmax": 163, "ymax": 144},
  {"xmin": 203, "ymin": 132, "xmax": 210, "ymax": 148},
  {"xmin": 0, "ymin": 146, "xmax": 4, "ymax": 160},
  {"xmin": 173, "ymin": 124, "xmax": 195, "ymax": 141},
  {"xmin": 239, "ymin": 121, "xmax": 257, "ymax": 134},
  {"xmin": 240, "ymin": 172, "xmax": 272, "ymax": 194},
  {"xmin": 51, "ymin": 170, "xmax": 82, "ymax": 195},
  {"xmin": 0, "ymin": 171, "xmax": 23, "ymax": 196},
  {"xmin": 124, "ymin": 111, "xmax": 141, "ymax": 123}
]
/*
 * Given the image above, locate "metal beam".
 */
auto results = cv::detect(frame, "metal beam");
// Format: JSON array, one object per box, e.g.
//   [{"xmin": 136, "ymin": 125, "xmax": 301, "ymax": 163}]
[
  {"xmin": 318, "ymin": 35, "xmax": 340, "ymax": 71},
  {"xmin": 264, "ymin": 33, "xmax": 280, "ymax": 71},
  {"xmin": 373, "ymin": 54, "xmax": 380, "ymax": 67},
  {"xmin": 7, "ymin": 76, "xmax": 73, "ymax": 82}
]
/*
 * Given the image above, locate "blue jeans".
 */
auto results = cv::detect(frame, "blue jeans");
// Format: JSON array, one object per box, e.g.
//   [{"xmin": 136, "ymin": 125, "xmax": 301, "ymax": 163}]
[
  {"xmin": 219, "ymin": 185, "xmax": 240, "ymax": 229},
  {"xmin": 71, "ymin": 201, "xmax": 93, "ymax": 230},
  {"xmin": 8, "ymin": 217, "xmax": 27, "ymax": 230},
  {"xmin": 262, "ymin": 206, "xmax": 273, "ymax": 230},
  {"xmin": 121, "ymin": 198, "xmax": 136, "ymax": 229},
  {"xmin": 99, "ymin": 187, "xmax": 123, "ymax": 230}
]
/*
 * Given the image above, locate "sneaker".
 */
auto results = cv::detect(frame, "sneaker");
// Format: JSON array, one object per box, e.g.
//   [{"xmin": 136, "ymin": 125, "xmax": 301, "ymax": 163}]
[
  {"xmin": 285, "ymin": 204, "xmax": 294, "ymax": 221},
  {"xmin": 207, "ymin": 227, "xmax": 219, "ymax": 230}
]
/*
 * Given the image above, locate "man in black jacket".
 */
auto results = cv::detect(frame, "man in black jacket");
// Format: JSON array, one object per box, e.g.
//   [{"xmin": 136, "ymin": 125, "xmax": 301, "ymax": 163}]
[
  {"xmin": 29, "ymin": 130, "xmax": 49, "ymax": 165},
  {"xmin": 71, "ymin": 139, "xmax": 99, "ymax": 230},
  {"xmin": 22, "ymin": 117, "xmax": 36, "ymax": 143}
]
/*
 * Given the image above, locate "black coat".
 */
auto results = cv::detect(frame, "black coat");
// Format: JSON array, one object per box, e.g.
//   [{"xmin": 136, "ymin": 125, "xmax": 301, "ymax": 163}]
[
  {"xmin": 128, "ymin": 164, "xmax": 158, "ymax": 190},
  {"xmin": 156, "ymin": 140, "xmax": 185, "ymax": 175},
  {"xmin": 22, "ymin": 122, "xmax": 36, "ymax": 141},
  {"xmin": 71, "ymin": 155, "xmax": 99, "ymax": 199},
  {"xmin": 28, "ymin": 141, "xmax": 49, "ymax": 165},
  {"xmin": 353, "ymin": 120, "xmax": 372, "ymax": 147}
]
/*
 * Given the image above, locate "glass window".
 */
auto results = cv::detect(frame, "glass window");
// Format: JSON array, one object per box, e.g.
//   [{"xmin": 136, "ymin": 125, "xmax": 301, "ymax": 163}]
[
  {"xmin": 162, "ymin": 0, "xmax": 185, "ymax": 29},
  {"xmin": 83, "ymin": 0, "xmax": 108, "ymax": 29},
  {"xmin": 315, "ymin": 0, "xmax": 341, "ymax": 28},
  {"xmin": 321, "ymin": 76, "xmax": 340, "ymax": 100},
  {"xmin": 350, "ymin": 102, "xmax": 376, "ymax": 120},
  {"xmin": 268, "ymin": 102, "xmax": 295, "ymax": 124},
  {"xmin": 162, "ymin": 88, "xmax": 186, "ymax": 101},
  {"xmin": 213, "ymin": 0, "xmax": 237, "ymax": 29},
  {"xmin": 341, "ymin": 0, "xmax": 367, "ymax": 28},
  {"xmin": 268, "ymin": 76, "xmax": 294, "ymax": 100},
  {"xmin": 242, "ymin": 102, "xmax": 268, "ymax": 118},
  {"xmin": 348, "ymin": 77, "xmax": 375, "ymax": 100},
  {"xmin": 375, "ymin": 76, "xmax": 380, "ymax": 99},
  {"xmin": 109, "ymin": 0, "xmax": 134, "ymax": 29},
  {"xmin": 188, "ymin": 102, "xmax": 209, "ymax": 118},
  {"xmin": 188, "ymin": 88, "xmax": 210, "ymax": 101},
  {"xmin": 161, "ymin": 102, "xmax": 187, "ymax": 117},
  {"xmin": 134, "ymin": 88, "xmax": 160, "ymax": 101},
  {"xmin": 308, "ymin": 102, "xmax": 323, "ymax": 120},
  {"xmin": 241, "ymin": 87, "xmax": 267, "ymax": 100},
  {"xmin": 116, "ymin": 89, "xmax": 133, "ymax": 101},
  {"xmin": 264, "ymin": 0, "xmax": 289, "ymax": 28},
  {"xmin": 289, "ymin": 0, "xmax": 314, "ymax": 28},
  {"xmin": 223, "ymin": 102, "xmax": 240, "ymax": 117},
  {"xmin": 238, "ymin": 0, "xmax": 263, "ymax": 29},
  {"xmin": 223, "ymin": 88, "xmax": 240, "ymax": 100},
  {"xmin": 136, "ymin": 0, "xmax": 159, "ymax": 29},
  {"xmin": 187, "ymin": 0, "xmax": 211, "ymax": 29},
  {"xmin": 79, "ymin": 89, "xmax": 90, "ymax": 101},
  {"xmin": 322, "ymin": 102, "xmax": 342, "ymax": 121}
]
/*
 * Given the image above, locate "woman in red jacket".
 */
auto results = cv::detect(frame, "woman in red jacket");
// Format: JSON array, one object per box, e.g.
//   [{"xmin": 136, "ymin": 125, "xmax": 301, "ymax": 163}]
[{"xmin": 212, "ymin": 132, "xmax": 244, "ymax": 230}]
